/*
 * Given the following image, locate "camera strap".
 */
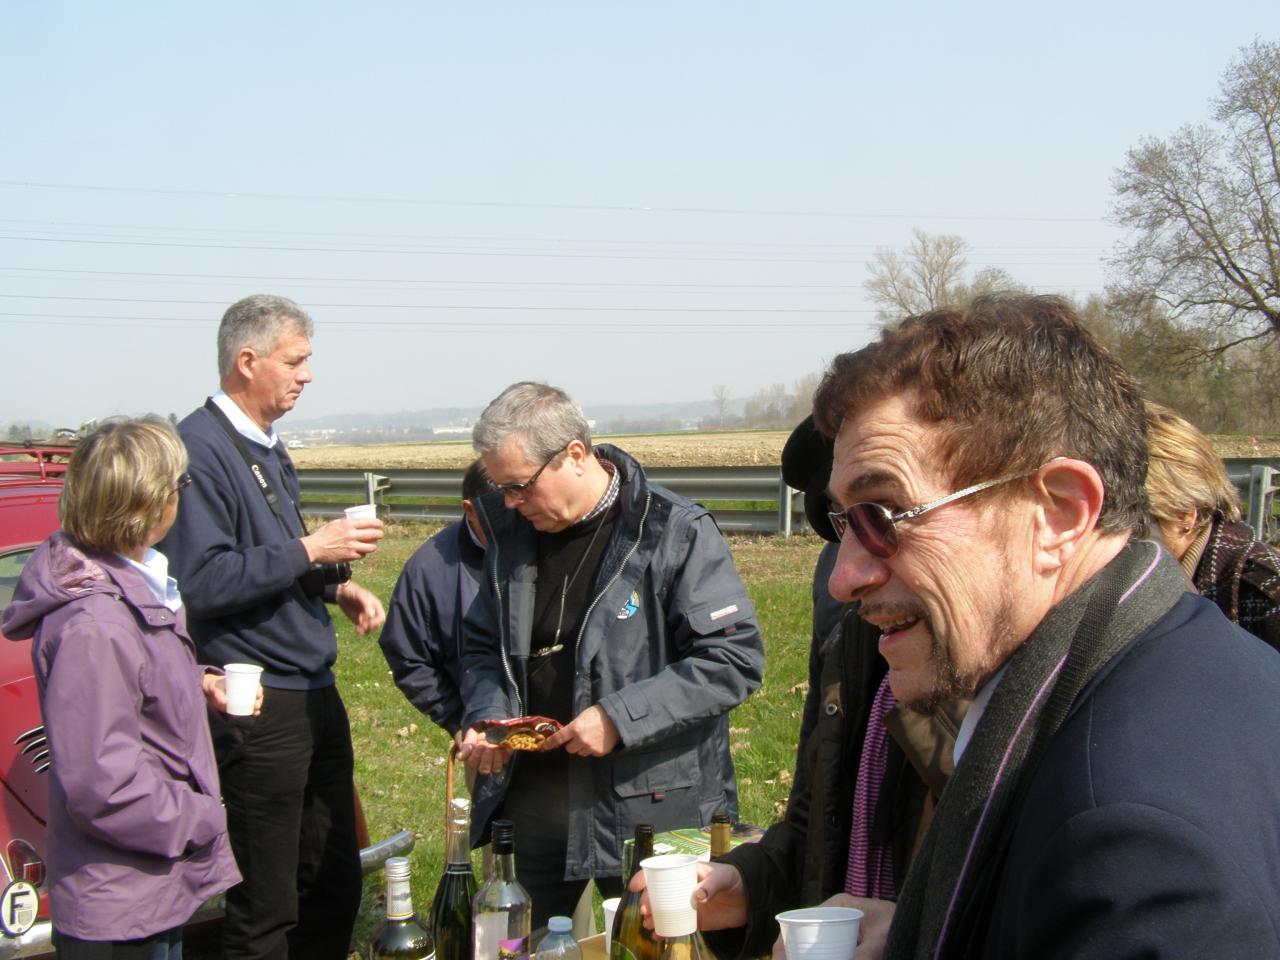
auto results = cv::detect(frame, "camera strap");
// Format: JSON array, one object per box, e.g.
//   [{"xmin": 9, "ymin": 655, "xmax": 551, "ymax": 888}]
[{"xmin": 203, "ymin": 397, "xmax": 305, "ymax": 539}]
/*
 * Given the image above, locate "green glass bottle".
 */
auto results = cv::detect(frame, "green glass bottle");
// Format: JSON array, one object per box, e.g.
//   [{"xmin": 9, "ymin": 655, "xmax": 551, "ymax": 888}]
[
  {"xmin": 368, "ymin": 856, "xmax": 435, "ymax": 959},
  {"xmin": 430, "ymin": 797, "xmax": 478, "ymax": 960},
  {"xmin": 611, "ymin": 824, "xmax": 662, "ymax": 960}
]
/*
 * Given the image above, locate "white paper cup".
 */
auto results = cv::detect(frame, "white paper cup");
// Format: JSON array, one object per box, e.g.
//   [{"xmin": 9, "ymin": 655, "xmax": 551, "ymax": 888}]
[
  {"xmin": 640, "ymin": 854, "xmax": 699, "ymax": 937},
  {"xmin": 344, "ymin": 503, "xmax": 377, "ymax": 520},
  {"xmin": 776, "ymin": 906, "xmax": 863, "ymax": 960},
  {"xmin": 223, "ymin": 663, "xmax": 263, "ymax": 717},
  {"xmin": 602, "ymin": 897, "xmax": 621, "ymax": 951}
]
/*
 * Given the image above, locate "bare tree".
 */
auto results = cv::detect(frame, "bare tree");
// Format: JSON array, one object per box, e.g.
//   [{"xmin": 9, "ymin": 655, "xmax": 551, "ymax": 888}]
[
  {"xmin": 865, "ymin": 228, "xmax": 969, "ymax": 321},
  {"xmin": 1110, "ymin": 39, "xmax": 1280, "ymax": 355},
  {"xmin": 711, "ymin": 384, "xmax": 731, "ymax": 428}
]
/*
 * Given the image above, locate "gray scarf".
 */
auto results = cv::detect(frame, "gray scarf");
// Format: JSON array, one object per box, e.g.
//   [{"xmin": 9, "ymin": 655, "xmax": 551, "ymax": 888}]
[{"xmin": 884, "ymin": 539, "xmax": 1187, "ymax": 960}]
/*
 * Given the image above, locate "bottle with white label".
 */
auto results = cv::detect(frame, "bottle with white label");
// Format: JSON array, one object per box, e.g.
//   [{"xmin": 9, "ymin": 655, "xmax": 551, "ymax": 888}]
[
  {"xmin": 368, "ymin": 856, "xmax": 435, "ymax": 959},
  {"xmin": 472, "ymin": 819, "xmax": 532, "ymax": 960}
]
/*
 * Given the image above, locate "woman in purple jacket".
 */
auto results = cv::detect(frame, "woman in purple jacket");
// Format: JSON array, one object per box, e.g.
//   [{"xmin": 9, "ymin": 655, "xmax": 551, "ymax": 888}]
[{"xmin": 2, "ymin": 418, "xmax": 243, "ymax": 960}]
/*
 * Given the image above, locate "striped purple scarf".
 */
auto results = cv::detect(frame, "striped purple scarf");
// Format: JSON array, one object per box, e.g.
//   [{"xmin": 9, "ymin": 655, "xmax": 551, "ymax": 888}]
[{"xmin": 844, "ymin": 675, "xmax": 898, "ymax": 899}]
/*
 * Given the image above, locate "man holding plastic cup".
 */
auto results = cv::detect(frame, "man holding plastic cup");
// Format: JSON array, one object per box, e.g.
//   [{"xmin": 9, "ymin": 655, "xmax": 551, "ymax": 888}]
[
  {"xmin": 636, "ymin": 295, "xmax": 1280, "ymax": 959},
  {"xmin": 160, "ymin": 294, "xmax": 386, "ymax": 960}
]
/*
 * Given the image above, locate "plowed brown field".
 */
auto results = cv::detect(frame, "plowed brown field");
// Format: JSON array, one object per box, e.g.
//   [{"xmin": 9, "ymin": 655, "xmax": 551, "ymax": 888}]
[
  {"xmin": 291, "ymin": 430, "xmax": 1280, "ymax": 470},
  {"xmin": 291, "ymin": 431, "xmax": 792, "ymax": 469}
]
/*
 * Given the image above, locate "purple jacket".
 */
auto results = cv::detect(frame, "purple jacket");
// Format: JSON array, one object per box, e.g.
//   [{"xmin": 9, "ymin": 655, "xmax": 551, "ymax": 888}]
[{"xmin": 2, "ymin": 533, "xmax": 241, "ymax": 940}]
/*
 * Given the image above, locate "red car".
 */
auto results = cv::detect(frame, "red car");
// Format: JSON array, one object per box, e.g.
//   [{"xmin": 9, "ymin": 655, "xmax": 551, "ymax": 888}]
[{"xmin": 0, "ymin": 447, "xmax": 411, "ymax": 959}]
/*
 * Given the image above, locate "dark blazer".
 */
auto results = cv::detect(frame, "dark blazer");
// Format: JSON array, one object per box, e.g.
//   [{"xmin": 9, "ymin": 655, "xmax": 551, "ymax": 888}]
[{"xmin": 974, "ymin": 593, "xmax": 1280, "ymax": 958}]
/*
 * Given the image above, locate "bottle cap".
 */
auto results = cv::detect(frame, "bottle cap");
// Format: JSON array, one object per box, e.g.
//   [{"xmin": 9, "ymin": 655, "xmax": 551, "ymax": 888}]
[
  {"xmin": 547, "ymin": 916, "xmax": 572, "ymax": 933},
  {"xmin": 385, "ymin": 856, "xmax": 410, "ymax": 881},
  {"xmin": 492, "ymin": 818, "xmax": 515, "ymax": 853}
]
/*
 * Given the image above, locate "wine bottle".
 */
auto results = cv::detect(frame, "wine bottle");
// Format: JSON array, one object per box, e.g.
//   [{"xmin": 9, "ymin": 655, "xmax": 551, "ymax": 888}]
[
  {"xmin": 472, "ymin": 819, "xmax": 532, "ymax": 960},
  {"xmin": 709, "ymin": 811, "xmax": 732, "ymax": 859},
  {"xmin": 611, "ymin": 824, "xmax": 661, "ymax": 960},
  {"xmin": 430, "ymin": 797, "xmax": 478, "ymax": 960},
  {"xmin": 658, "ymin": 930, "xmax": 715, "ymax": 960},
  {"xmin": 368, "ymin": 856, "xmax": 435, "ymax": 959}
]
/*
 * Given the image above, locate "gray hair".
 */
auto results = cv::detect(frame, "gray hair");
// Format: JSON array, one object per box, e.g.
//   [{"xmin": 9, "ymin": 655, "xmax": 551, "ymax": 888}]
[
  {"xmin": 217, "ymin": 294, "xmax": 314, "ymax": 379},
  {"xmin": 472, "ymin": 382, "xmax": 591, "ymax": 462}
]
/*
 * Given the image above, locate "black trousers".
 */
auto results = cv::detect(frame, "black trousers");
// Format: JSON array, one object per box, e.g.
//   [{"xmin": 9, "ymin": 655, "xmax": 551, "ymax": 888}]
[
  {"xmin": 212, "ymin": 685, "xmax": 362, "ymax": 960},
  {"xmin": 52, "ymin": 927, "xmax": 181, "ymax": 959},
  {"xmin": 501, "ymin": 753, "xmax": 623, "ymax": 931}
]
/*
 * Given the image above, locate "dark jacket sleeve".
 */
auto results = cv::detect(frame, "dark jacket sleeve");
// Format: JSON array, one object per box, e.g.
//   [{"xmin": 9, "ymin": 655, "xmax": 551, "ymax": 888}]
[
  {"xmin": 460, "ymin": 560, "xmax": 515, "ymax": 729},
  {"xmin": 596, "ymin": 511, "xmax": 765, "ymax": 749},
  {"xmin": 378, "ymin": 536, "xmax": 464, "ymax": 734},
  {"xmin": 166, "ymin": 429, "xmax": 310, "ymax": 621}
]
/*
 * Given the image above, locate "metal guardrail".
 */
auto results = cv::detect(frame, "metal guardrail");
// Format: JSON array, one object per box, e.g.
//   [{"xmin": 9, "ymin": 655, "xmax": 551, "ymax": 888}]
[
  {"xmin": 298, "ymin": 458, "xmax": 1280, "ymax": 538},
  {"xmin": 299, "ymin": 466, "xmax": 804, "ymax": 534}
]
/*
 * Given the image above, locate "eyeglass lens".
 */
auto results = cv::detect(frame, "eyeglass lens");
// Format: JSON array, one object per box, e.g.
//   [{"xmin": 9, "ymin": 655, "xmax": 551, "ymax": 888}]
[{"xmin": 830, "ymin": 503, "xmax": 898, "ymax": 558}]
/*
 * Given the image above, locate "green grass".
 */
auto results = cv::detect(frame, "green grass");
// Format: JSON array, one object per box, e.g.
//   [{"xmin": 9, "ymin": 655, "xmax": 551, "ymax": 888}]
[{"xmin": 334, "ymin": 524, "xmax": 826, "ymax": 947}]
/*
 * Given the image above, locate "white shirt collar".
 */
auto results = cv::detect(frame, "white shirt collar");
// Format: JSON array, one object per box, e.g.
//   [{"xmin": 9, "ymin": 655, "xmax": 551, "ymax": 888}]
[
  {"xmin": 120, "ymin": 548, "xmax": 184, "ymax": 612},
  {"xmin": 212, "ymin": 390, "xmax": 279, "ymax": 450},
  {"xmin": 953, "ymin": 662, "xmax": 1009, "ymax": 765}
]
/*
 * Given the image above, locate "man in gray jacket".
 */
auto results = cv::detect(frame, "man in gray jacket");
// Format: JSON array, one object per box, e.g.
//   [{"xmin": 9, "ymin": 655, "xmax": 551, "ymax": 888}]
[{"xmin": 459, "ymin": 381, "xmax": 764, "ymax": 929}]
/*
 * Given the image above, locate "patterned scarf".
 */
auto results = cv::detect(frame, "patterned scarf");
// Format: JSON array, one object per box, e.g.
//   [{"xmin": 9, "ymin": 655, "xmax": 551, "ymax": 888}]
[
  {"xmin": 844, "ymin": 675, "xmax": 898, "ymax": 899},
  {"xmin": 883, "ymin": 540, "xmax": 1187, "ymax": 960}
]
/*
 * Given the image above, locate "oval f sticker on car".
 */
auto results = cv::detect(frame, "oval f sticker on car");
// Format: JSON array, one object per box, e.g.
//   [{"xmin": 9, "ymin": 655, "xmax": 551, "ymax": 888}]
[{"xmin": 1, "ymin": 880, "xmax": 39, "ymax": 937}]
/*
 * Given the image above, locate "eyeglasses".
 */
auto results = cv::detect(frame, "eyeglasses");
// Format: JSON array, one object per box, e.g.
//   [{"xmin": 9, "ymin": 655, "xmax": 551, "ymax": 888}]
[
  {"xmin": 828, "ymin": 467, "xmax": 1041, "ymax": 558},
  {"xmin": 174, "ymin": 473, "xmax": 193, "ymax": 494},
  {"xmin": 490, "ymin": 445, "xmax": 567, "ymax": 500}
]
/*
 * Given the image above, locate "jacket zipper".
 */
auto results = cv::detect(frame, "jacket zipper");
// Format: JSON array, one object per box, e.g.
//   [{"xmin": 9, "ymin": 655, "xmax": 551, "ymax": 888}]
[
  {"xmin": 484, "ymin": 504, "xmax": 523, "ymax": 718},
  {"xmin": 572, "ymin": 491, "xmax": 652, "ymax": 677}
]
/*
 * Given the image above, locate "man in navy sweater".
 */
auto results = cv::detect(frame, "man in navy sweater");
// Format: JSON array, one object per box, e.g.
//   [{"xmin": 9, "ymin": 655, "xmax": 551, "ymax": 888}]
[{"xmin": 160, "ymin": 294, "xmax": 385, "ymax": 960}]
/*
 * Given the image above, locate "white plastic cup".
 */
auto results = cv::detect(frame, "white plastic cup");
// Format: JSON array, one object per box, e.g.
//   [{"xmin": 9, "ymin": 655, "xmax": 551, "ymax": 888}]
[
  {"xmin": 344, "ymin": 503, "xmax": 377, "ymax": 521},
  {"xmin": 223, "ymin": 663, "xmax": 263, "ymax": 717},
  {"xmin": 601, "ymin": 897, "xmax": 621, "ymax": 952},
  {"xmin": 640, "ymin": 854, "xmax": 699, "ymax": 938},
  {"xmin": 775, "ymin": 906, "xmax": 863, "ymax": 960}
]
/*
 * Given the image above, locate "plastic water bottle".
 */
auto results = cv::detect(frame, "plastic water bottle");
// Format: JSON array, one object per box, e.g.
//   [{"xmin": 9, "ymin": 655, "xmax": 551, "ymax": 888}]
[{"xmin": 535, "ymin": 916, "xmax": 582, "ymax": 960}]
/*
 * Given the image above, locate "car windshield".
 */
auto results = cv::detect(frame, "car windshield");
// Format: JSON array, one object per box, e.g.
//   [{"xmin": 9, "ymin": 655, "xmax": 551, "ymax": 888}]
[{"xmin": 0, "ymin": 547, "xmax": 34, "ymax": 609}]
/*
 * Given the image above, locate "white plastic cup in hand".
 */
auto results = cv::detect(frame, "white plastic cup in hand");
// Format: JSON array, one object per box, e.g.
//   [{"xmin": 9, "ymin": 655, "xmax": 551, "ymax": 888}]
[
  {"xmin": 775, "ymin": 907, "xmax": 863, "ymax": 960},
  {"xmin": 640, "ymin": 854, "xmax": 699, "ymax": 937},
  {"xmin": 601, "ymin": 897, "xmax": 621, "ymax": 951},
  {"xmin": 344, "ymin": 503, "xmax": 377, "ymax": 521},
  {"xmin": 223, "ymin": 663, "xmax": 263, "ymax": 717}
]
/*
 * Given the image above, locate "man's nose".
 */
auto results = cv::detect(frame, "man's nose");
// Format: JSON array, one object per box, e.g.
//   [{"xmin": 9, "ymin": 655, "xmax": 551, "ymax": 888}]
[
  {"xmin": 502, "ymin": 489, "xmax": 524, "ymax": 510},
  {"xmin": 297, "ymin": 359, "xmax": 313, "ymax": 383},
  {"xmin": 827, "ymin": 531, "xmax": 890, "ymax": 603}
]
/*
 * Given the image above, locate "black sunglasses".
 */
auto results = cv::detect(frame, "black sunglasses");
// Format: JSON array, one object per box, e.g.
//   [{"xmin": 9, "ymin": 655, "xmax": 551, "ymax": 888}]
[
  {"xmin": 828, "ymin": 467, "xmax": 1041, "ymax": 558},
  {"xmin": 490, "ymin": 444, "xmax": 568, "ymax": 499},
  {"xmin": 174, "ymin": 473, "xmax": 193, "ymax": 494}
]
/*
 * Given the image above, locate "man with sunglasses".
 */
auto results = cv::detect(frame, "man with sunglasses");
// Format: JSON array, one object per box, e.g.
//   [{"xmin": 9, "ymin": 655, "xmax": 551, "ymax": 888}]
[
  {"xmin": 664, "ymin": 295, "xmax": 1280, "ymax": 959},
  {"xmin": 458, "ymin": 381, "xmax": 764, "ymax": 930}
]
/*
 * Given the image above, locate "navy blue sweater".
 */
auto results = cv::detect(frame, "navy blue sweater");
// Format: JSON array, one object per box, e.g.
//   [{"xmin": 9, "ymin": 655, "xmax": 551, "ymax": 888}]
[{"xmin": 159, "ymin": 404, "xmax": 337, "ymax": 689}]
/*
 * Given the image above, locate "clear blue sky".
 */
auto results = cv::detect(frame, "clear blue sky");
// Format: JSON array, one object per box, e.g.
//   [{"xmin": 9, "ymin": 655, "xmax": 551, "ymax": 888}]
[{"xmin": 3, "ymin": 2, "xmax": 1276, "ymax": 429}]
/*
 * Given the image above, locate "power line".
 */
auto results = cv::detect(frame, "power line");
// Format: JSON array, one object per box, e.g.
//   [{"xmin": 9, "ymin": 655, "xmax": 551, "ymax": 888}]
[{"xmin": 0, "ymin": 178, "xmax": 1108, "ymax": 224}]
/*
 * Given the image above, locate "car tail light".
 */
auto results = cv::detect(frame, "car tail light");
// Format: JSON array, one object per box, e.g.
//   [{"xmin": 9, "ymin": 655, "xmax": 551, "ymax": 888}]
[{"xmin": 6, "ymin": 840, "xmax": 45, "ymax": 887}]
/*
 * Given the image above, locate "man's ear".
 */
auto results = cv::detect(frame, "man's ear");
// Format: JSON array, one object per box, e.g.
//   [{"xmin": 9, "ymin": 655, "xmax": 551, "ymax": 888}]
[
  {"xmin": 564, "ymin": 439, "xmax": 591, "ymax": 470},
  {"xmin": 235, "ymin": 346, "xmax": 258, "ymax": 382},
  {"xmin": 1032, "ymin": 458, "xmax": 1105, "ymax": 574}
]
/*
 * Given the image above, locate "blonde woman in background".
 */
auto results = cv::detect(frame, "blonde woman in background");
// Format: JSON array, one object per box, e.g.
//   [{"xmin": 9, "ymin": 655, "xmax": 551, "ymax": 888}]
[
  {"xmin": 1, "ymin": 417, "xmax": 243, "ymax": 960},
  {"xmin": 1146, "ymin": 400, "xmax": 1280, "ymax": 650}
]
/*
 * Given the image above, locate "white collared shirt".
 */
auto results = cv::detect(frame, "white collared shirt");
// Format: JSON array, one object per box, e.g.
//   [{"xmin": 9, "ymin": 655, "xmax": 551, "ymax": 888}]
[
  {"xmin": 953, "ymin": 663, "xmax": 1009, "ymax": 765},
  {"xmin": 121, "ymin": 548, "xmax": 184, "ymax": 612},
  {"xmin": 211, "ymin": 390, "xmax": 279, "ymax": 450}
]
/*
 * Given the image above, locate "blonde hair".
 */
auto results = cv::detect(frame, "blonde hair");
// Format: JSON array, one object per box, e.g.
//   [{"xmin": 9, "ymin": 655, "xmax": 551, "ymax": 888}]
[
  {"xmin": 1144, "ymin": 401, "xmax": 1241, "ymax": 528},
  {"xmin": 59, "ymin": 417, "xmax": 189, "ymax": 554}
]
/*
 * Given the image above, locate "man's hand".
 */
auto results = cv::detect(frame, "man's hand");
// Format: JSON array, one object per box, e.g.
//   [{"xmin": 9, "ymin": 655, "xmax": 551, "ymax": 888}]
[
  {"xmin": 540, "ymin": 704, "xmax": 620, "ymax": 757},
  {"xmin": 630, "ymin": 861, "xmax": 748, "ymax": 932},
  {"xmin": 769, "ymin": 895, "xmax": 895, "ymax": 960},
  {"xmin": 336, "ymin": 580, "xmax": 386, "ymax": 635},
  {"xmin": 202, "ymin": 671, "xmax": 262, "ymax": 716},
  {"xmin": 302, "ymin": 516, "xmax": 384, "ymax": 564},
  {"xmin": 458, "ymin": 726, "xmax": 513, "ymax": 775}
]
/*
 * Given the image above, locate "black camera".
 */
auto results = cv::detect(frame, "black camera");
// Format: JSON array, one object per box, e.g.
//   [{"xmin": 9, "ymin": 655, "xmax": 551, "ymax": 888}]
[{"xmin": 300, "ymin": 561, "xmax": 352, "ymax": 599}]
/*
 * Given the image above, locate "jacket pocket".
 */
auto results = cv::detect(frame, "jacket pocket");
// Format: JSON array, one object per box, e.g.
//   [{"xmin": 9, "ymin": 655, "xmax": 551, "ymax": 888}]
[
  {"xmin": 612, "ymin": 739, "xmax": 698, "ymax": 799},
  {"xmin": 683, "ymin": 595, "xmax": 756, "ymax": 636}
]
